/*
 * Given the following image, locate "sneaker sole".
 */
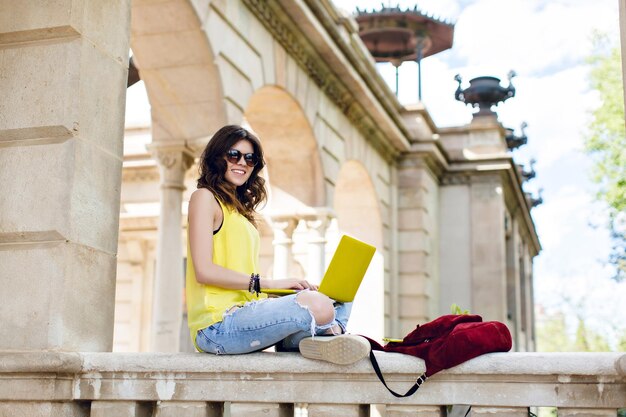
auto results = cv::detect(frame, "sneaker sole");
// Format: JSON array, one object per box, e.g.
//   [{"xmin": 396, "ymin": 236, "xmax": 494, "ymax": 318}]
[{"xmin": 299, "ymin": 335, "xmax": 370, "ymax": 365}]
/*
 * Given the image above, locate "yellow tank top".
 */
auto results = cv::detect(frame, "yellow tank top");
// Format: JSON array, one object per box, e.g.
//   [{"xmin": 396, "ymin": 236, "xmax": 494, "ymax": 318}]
[{"xmin": 185, "ymin": 198, "xmax": 266, "ymax": 346}]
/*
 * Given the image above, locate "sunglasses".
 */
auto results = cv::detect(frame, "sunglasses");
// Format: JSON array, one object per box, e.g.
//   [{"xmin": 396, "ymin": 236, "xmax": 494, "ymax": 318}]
[{"xmin": 225, "ymin": 149, "xmax": 259, "ymax": 167}]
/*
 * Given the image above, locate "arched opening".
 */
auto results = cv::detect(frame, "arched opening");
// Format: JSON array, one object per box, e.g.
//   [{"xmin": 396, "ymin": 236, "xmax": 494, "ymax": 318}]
[
  {"xmin": 130, "ymin": 0, "xmax": 227, "ymax": 145},
  {"xmin": 245, "ymin": 85, "xmax": 325, "ymax": 209},
  {"xmin": 244, "ymin": 85, "xmax": 326, "ymax": 280},
  {"xmin": 334, "ymin": 160, "xmax": 385, "ymax": 340}
]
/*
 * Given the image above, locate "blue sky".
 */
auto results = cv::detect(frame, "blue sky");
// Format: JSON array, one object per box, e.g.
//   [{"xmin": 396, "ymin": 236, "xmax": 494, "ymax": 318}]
[{"xmin": 332, "ymin": 0, "xmax": 625, "ymax": 347}]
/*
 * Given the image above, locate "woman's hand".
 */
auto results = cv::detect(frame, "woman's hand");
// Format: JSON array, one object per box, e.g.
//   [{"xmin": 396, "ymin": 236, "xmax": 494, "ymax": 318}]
[{"xmin": 263, "ymin": 278, "xmax": 318, "ymax": 291}]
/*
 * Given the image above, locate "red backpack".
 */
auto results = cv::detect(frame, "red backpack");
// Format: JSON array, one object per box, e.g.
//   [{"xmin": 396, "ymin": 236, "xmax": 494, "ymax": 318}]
[{"xmin": 365, "ymin": 314, "xmax": 512, "ymax": 397}]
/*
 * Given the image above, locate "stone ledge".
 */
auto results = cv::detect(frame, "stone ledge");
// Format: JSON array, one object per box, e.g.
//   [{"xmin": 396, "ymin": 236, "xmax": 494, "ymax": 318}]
[
  {"xmin": 80, "ymin": 350, "xmax": 425, "ymax": 375},
  {"xmin": 0, "ymin": 351, "xmax": 82, "ymax": 373},
  {"xmin": 1, "ymin": 351, "xmax": 624, "ymax": 378},
  {"xmin": 2, "ymin": 351, "xmax": 624, "ymax": 377},
  {"xmin": 445, "ymin": 352, "xmax": 625, "ymax": 377},
  {"xmin": 1, "ymin": 351, "xmax": 624, "ymax": 407}
]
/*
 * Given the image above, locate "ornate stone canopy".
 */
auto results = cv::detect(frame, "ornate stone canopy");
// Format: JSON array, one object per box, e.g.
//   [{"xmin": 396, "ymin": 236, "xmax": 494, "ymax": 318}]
[{"xmin": 354, "ymin": 5, "xmax": 454, "ymax": 64}]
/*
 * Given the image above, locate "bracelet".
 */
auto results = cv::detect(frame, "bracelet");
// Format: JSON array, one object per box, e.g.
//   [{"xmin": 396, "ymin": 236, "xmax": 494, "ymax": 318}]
[
  {"xmin": 248, "ymin": 273, "xmax": 255, "ymax": 293},
  {"xmin": 253, "ymin": 273, "xmax": 260, "ymax": 295},
  {"xmin": 249, "ymin": 273, "xmax": 260, "ymax": 296}
]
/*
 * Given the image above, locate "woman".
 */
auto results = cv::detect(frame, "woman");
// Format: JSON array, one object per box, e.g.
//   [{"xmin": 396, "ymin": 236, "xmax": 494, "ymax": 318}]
[{"xmin": 186, "ymin": 125, "xmax": 369, "ymax": 364}]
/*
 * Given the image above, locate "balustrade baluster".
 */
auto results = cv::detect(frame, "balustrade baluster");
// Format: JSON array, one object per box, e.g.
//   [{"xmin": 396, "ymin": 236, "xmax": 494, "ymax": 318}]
[
  {"xmin": 386, "ymin": 405, "xmax": 443, "ymax": 416},
  {"xmin": 90, "ymin": 401, "xmax": 152, "ymax": 417},
  {"xmin": 472, "ymin": 406, "xmax": 529, "ymax": 416},
  {"xmin": 154, "ymin": 401, "xmax": 223, "ymax": 417},
  {"xmin": 230, "ymin": 402, "xmax": 293, "ymax": 417},
  {"xmin": 307, "ymin": 404, "xmax": 370, "ymax": 417},
  {"xmin": 558, "ymin": 408, "xmax": 619, "ymax": 416}
]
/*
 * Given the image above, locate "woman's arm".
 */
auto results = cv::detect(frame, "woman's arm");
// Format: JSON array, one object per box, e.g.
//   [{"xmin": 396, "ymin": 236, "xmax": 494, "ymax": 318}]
[{"xmin": 188, "ymin": 188, "xmax": 315, "ymax": 291}]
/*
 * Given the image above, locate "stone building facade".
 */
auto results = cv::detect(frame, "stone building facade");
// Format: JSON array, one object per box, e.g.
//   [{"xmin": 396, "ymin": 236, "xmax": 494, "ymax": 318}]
[{"xmin": 112, "ymin": 0, "xmax": 540, "ymax": 354}]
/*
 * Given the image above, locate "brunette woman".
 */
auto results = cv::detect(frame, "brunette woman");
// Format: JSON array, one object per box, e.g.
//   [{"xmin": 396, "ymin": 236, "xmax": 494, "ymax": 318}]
[{"xmin": 186, "ymin": 125, "xmax": 369, "ymax": 364}]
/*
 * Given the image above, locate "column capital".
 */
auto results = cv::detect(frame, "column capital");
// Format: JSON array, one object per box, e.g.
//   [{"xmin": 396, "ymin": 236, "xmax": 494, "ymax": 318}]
[
  {"xmin": 269, "ymin": 215, "xmax": 299, "ymax": 242},
  {"xmin": 149, "ymin": 143, "xmax": 195, "ymax": 190}
]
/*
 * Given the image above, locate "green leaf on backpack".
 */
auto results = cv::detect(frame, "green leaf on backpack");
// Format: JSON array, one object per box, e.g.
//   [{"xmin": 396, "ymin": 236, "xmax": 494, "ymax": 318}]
[{"xmin": 450, "ymin": 303, "xmax": 470, "ymax": 315}]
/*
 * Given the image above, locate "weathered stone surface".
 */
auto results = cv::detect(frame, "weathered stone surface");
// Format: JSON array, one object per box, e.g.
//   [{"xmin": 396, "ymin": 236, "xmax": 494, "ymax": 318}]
[
  {"xmin": 386, "ymin": 405, "xmax": 443, "ymax": 417},
  {"xmin": 557, "ymin": 409, "xmax": 619, "ymax": 417},
  {"xmin": 0, "ymin": 401, "xmax": 88, "ymax": 417},
  {"xmin": 154, "ymin": 401, "xmax": 223, "ymax": 417},
  {"xmin": 91, "ymin": 401, "xmax": 152, "ymax": 417},
  {"xmin": 308, "ymin": 404, "xmax": 370, "ymax": 417},
  {"xmin": 0, "ymin": 242, "xmax": 117, "ymax": 351},
  {"xmin": 0, "ymin": 351, "xmax": 624, "ymax": 413},
  {"xmin": 231, "ymin": 402, "xmax": 293, "ymax": 417},
  {"xmin": 472, "ymin": 407, "xmax": 528, "ymax": 417}
]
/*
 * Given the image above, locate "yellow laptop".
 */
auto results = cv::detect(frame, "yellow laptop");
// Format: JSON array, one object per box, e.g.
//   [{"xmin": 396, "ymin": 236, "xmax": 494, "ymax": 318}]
[{"xmin": 261, "ymin": 235, "xmax": 376, "ymax": 302}]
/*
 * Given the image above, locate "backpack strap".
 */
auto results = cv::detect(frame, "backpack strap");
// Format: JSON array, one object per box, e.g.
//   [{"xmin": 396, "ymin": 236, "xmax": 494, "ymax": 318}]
[{"xmin": 369, "ymin": 351, "xmax": 427, "ymax": 398}]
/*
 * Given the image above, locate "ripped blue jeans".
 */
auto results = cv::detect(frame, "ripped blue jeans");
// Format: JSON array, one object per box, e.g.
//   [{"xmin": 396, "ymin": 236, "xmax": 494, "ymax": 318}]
[{"xmin": 195, "ymin": 292, "xmax": 352, "ymax": 354}]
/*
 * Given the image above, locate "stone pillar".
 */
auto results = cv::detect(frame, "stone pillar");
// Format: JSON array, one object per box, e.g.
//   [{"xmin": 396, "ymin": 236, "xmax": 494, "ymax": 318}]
[
  {"xmin": 308, "ymin": 404, "xmax": 370, "ymax": 417},
  {"xmin": 0, "ymin": 0, "xmax": 131, "ymax": 351},
  {"xmin": 230, "ymin": 403, "xmax": 293, "ymax": 417},
  {"xmin": 386, "ymin": 405, "xmax": 442, "ymax": 416},
  {"xmin": 91, "ymin": 401, "xmax": 152, "ymax": 417},
  {"xmin": 505, "ymin": 216, "xmax": 522, "ymax": 351},
  {"xmin": 150, "ymin": 146, "xmax": 194, "ymax": 352},
  {"xmin": 270, "ymin": 216, "xmax": 298, "ymax": 279},
  {"xmin": 472, "ymin": 407, "xmax": 528, "ymax": 417},
  {"xmin": 558, "ymin": 409, "xmax": 620, "ymax": 417},
  {"xmin": 396, "ymin": 156, "xmax": 439, "ymax": 334},
  {"xmin": 154, "ymin": 401, "xmax": 223, "ymax": 417},
  {"xmin": 304, "ymin": 211, "xmax": 332, "ymax": 284},
  {"xmin": 470, "ymin": 176, "xmax": 507, "ymax": 322}
]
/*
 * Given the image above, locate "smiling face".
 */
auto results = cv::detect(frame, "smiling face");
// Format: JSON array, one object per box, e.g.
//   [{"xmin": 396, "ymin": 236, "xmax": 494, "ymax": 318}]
[{"xmin": 224, "ymin": 139, "xmax": 255, "ymax": 187}]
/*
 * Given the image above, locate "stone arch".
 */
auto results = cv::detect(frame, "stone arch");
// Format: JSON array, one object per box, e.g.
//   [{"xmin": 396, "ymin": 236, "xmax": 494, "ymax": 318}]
[
  {"xmin": 334, "ymin": 160, "xmax": 384, "ymax": 248},
  {"xmin": 245, "ymin": 85, "xmax": 325, "ymax": 208},
  {"xmin": 333, "ymin": 160, "xmax": 385, "ymax": 339},
  {"xmin": 129, "ymin": 0, "xmax": 227, "ymax": 146}
]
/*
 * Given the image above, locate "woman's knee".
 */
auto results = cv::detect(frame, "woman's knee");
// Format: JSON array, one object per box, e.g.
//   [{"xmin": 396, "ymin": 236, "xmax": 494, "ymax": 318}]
[{"xmin": 295, "ymin": 291, "xmax": 335, "ymax": 325}]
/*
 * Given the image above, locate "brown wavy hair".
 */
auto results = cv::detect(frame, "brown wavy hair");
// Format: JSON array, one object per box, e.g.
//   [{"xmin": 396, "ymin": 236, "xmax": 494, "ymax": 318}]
[{"xmin": 197, "ymin": 125, "xmax": 267, "ymax": 225}]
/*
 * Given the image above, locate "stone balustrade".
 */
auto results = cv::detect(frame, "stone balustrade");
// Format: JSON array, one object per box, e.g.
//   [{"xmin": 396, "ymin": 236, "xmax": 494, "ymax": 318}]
[{"xmin": 0, "ymin": 351, "xmax": 624, "ymax": 416}]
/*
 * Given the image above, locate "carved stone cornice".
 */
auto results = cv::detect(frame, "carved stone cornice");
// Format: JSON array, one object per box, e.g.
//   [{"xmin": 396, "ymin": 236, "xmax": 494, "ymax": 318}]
[
  {"xmin": 242, "ymin": 0, "xmax": 403, "ymax": 162},
  {"xmin": 122, "ymin": 166, "xmax": 160, "ymax": 183},
  {"xmin": 440, "ymin": 173, "xmax": 472, "ymax": 186}
]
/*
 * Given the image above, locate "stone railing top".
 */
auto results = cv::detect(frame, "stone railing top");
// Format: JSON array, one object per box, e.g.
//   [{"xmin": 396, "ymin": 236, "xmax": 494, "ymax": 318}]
[
  {"xmin": 2, "ymin": 351, "xmax": 624, "ymax": 377},
  {"xmin": 1, "ymin": 351, "xmax": 624, "ymax": 407}
]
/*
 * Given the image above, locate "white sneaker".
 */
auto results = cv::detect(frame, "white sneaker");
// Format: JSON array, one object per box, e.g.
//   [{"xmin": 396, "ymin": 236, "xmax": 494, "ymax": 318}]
[{"xmin": 299, "ymin": 335, "xmax": 370, "ymax": 365}]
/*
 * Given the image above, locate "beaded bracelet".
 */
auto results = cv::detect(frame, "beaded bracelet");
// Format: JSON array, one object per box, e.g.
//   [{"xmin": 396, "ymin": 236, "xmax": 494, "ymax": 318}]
[
  {"xmin": 253, "ymin": 273, "xmax": 260, "ymax": 295},
  {"xmin": 249, "ymin": 273, "xmax": 260, "ymax": 296}
]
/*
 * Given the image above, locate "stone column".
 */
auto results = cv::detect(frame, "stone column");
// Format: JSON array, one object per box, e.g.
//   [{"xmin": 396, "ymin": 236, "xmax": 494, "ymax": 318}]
[
  {"xmin": 150, "ymin": 146, "xmax": 194, "ymax": 352},
  {"xmin": 386, "ymin": 405, "xmax": 442, "ymax": 417},
  {"xmin": 270, "ymin": 216, "xmax": 298, "ymax": 279},
  {"xmin": 470, "ymin": 176, "xmax": 507, "ymax": 323},
  {"xmin": 304, "ymin": 210, "xmax": 332, "ymax": 284},
  {"xmin": 396, "ymin": 156, "xmax": 439, "ymax": 334},
  {"xmin": 0, "ymin": 0, "xmax": 131, "ymax": 351}
]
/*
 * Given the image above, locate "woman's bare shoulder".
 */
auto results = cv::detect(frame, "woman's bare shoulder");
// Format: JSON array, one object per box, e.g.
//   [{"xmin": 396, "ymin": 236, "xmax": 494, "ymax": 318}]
[
  {"xmin": 189, "ymin": 188, "xmax": 219, "ymax": 212},
  {"xmin": 191, "ymin": 187, "xmax": 214, "ymax": 200}
]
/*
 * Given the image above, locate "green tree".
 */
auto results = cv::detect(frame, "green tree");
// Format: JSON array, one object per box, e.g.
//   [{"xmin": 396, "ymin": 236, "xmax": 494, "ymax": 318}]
[
  {"xmin": 573, "ymin": 318, "xmax": 611, "ymax": 352},
  {"xmin": 536, "ymin": 311, "xmax": 616, "ymax": 352},
  {"xmin": 585, "ymin": 33, "xmax": 626, "ymax": 282},
  {"xmin": 536, "ymin": 312, "xmax": 574, "ymax": 352}
]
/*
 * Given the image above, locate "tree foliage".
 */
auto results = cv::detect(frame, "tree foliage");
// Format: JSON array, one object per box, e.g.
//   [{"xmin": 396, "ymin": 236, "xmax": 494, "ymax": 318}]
[
  {"xmin": 585, "ymin": 33, "xmax": 626, "ymax": 281},
  {"xmin": 536, "ymin": 311, "xmax": 620, "ymax": 352}
]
